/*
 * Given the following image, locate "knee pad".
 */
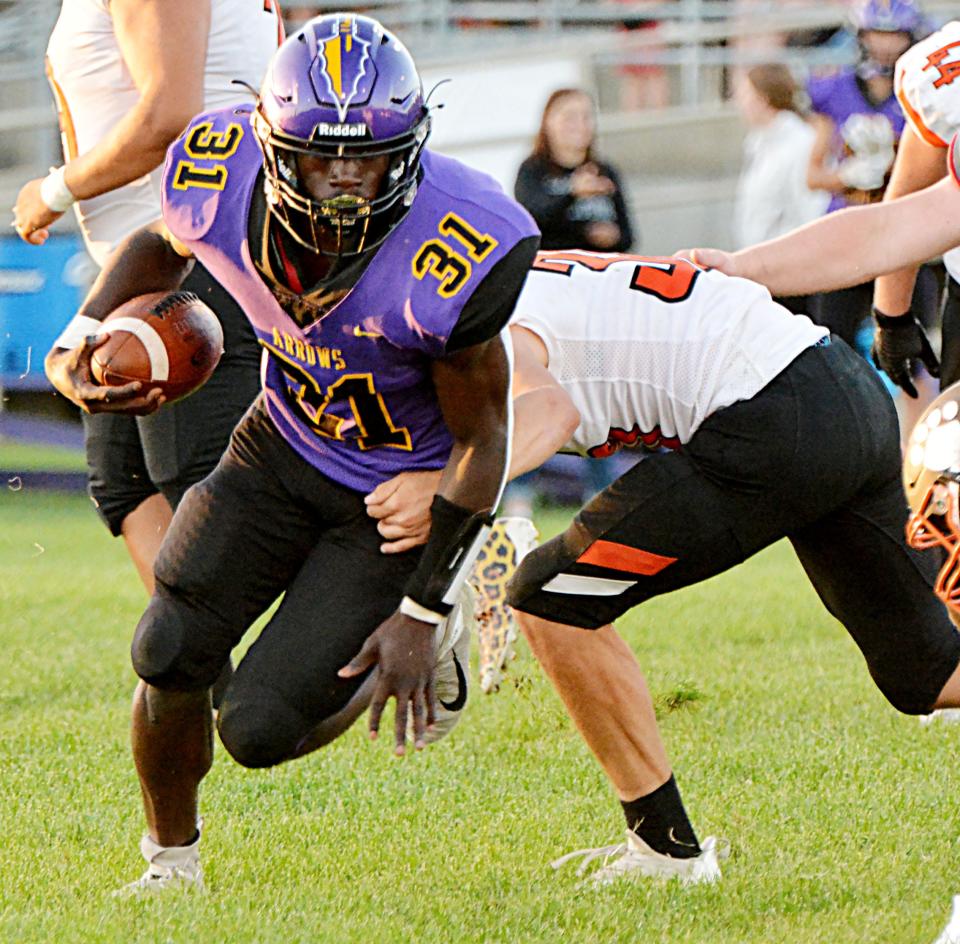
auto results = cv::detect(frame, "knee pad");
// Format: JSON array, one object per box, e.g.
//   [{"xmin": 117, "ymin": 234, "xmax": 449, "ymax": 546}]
[
  {"xmin": 217, "ymin": 686, "xmax": 307, "ymax": 769},
  {"xmin": 131, "ymin": 589, "xmax": 227, "ymax": 692}
]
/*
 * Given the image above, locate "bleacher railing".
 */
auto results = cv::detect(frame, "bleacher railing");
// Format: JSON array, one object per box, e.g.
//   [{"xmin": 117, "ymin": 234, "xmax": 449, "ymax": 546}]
[{"xmin": 0, "ymin": 1, "xmax": 955, "ymax": 197}]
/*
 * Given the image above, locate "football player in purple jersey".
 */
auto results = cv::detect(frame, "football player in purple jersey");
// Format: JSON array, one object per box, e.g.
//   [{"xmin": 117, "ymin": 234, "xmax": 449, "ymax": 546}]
[
  {"xmin": 44, "ymin": 13, "xmax": 539, "ymax": 893},
  {"xmin": 804, "ymin": 0, "xmax": 927, "ymax": 348}
]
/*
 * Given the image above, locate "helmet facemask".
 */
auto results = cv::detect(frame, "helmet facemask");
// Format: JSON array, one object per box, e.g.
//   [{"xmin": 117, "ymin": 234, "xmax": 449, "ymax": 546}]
[
  {"xmin": 254, "ymin": 105, "xmax": 430, "ymax": 257},
  {"xmin": 906, "ymin": 477, "xmax": 960, "ymax": 611},
  {"xmin": 851, "ymin": 0, "xmax": 924, "ymax": 79}
]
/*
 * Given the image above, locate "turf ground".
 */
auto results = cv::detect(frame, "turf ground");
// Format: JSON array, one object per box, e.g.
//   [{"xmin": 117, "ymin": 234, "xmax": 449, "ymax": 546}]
[
  {"xmin": 0, "ymin": 439, "xmax": 87, "ymax": 472},
  {"xmin": 1, "ymin": 489, "xmax": 958, "ymax": 943}
]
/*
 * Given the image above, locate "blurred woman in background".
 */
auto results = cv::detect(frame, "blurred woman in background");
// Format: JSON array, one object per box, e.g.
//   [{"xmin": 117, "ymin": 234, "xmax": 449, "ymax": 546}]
[
  {"xmin": 515, "ymin": 88, "xmax": 634, "ymax": 253},
  {"xmin": 732, "ymin": 64, "xmax": 828, "ymax": 313},
  {"xmin": 509, "ymin": 88, "xmax": 635, "ymax": 516}
]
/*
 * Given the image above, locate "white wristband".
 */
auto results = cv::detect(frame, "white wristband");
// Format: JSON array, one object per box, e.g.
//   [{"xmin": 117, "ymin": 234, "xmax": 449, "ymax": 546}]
[
  {"xmin": 39, "ymin": 166, "xmax": 76, "ymax": 213},
  {"xmin": 399, "ymin": 596, "xmax": 446, "ymax": 625},
  {"xmin": 54, "ymin": 314, "xmax": 102, "ymax": 349}
]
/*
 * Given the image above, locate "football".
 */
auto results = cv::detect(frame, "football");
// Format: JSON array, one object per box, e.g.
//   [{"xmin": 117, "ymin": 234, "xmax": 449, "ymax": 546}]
[{"xmin": 90, "ymin": 291, "xmax": 224, "ymax": 403}]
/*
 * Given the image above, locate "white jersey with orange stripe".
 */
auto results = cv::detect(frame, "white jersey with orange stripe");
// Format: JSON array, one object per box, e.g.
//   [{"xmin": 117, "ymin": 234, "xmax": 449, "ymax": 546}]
[
  {"xmin": 896, "ymin": 21, "xmax": 960, "ymax": 280},
  {"xmin": 45, "ymin": 0, "xmax": 282, "ymax": 266},
  {"xmin": 509, "ymin": 251, "xmax": 827, "ymax": 460},
  {"xmin": 951, "ymin": 132, "xmax": 960, "ymax": 186}
]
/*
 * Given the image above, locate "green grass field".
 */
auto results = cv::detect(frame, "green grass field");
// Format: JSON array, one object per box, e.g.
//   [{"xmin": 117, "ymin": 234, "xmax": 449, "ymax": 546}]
[
  {"xmin": 0, "ymin": 439, "xmax": 86, "ymax": 472},
  {"xmin": 1, "ymin": 490, "xmax": 958, "ymax": 943}
]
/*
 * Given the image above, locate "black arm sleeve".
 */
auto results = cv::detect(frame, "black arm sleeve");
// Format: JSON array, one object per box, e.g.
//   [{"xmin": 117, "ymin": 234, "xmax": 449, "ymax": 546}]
[
  {"xmin": 604, "ymin": 164, "xmax": 636, "ymax": 253},
  {"xmin": 445, "ymin": 235, "xmax": 541, "ymax": 354},
  {"xmin": 514, "ymin": 158, "xmax": 572, "ymax": 233}
]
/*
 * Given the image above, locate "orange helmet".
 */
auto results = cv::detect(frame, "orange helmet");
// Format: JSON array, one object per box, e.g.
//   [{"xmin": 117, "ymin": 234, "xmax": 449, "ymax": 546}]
[{"xmin": 903, "ymin": 382, "xmax": 960, "ymax": 612}]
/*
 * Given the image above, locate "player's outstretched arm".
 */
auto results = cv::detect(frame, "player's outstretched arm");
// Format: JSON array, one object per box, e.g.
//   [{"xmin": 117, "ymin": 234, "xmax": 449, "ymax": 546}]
[
  {"xmin": 341, "ymin": 332, "xmax": 514, "ymax": 754},
  {"xmin": 13, "ymin": 0, "xmax": 210, "ymax": 243},
  {"xmin": 45, "ymin": 220, "xmax": 193, "ymax": 414},
  {"xmin": 683, "ymin": 176, "xmax": 960, "ymax": 296},
  {"xmin": 364, "ymin": 324, "xmax": 580, "ymax": 554}
]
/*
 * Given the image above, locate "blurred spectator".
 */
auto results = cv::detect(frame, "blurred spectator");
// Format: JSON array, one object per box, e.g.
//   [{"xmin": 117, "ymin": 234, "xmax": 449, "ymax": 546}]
[
  {"xmin": 616, "ymin": 0, "xmax": 670, "ymax": 111},
  {"xmin": 508, "ymin": 88, "xmax": 636, "ymax": 515},
  {"xmin": 282, "ymin": 5, "xmax": 319, "ymax": 33},
  {"xmin": 804, "ymin": 0, "xmax": 924, "ymax": 347},
  {"xmin": 733, "ymin": 65, "xmax": 826, "ymax": 246},
  {"xmin": 515, "ymin": 88, "xmax": 634, "ymax": 253},
  {"xmin": 732, "ymin": 64, "xmax": 828, "ymax": 313}
]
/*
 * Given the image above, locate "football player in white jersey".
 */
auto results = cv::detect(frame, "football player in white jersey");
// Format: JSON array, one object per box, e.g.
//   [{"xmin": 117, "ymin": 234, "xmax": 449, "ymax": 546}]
[
  {"xmin": 12, "ymin": 0, "xmax": 280, "ymax": 589},
  {"xmin": 870, "ymin": 21, "xmax": 960, "ymax": 397},
  {"xmin": 367, "ymin": 250, "xmax": 960, "ymax": 886}
]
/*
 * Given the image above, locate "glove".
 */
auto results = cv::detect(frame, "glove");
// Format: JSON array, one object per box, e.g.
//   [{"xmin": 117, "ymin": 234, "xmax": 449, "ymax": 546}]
[
  {"xmin": 841, "ymin": 113, "xmax": 895, "ymax": 157},
  {"xmin": 838, "ymin": 153, "xmax": 891, "ymax": 192},
  {"xmin": 870, "ymin": 308, "xmax": 940, "ymax": 398}
]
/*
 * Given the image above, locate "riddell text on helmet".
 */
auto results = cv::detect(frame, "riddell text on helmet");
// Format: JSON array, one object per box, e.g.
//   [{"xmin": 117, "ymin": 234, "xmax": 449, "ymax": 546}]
[{"xmin": 314, "ymin": 121, "xmax": 369, "ymax": 137}]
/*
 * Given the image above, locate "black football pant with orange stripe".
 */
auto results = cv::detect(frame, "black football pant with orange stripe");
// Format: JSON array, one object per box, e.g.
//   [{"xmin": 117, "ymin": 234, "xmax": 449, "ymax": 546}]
[{"xmin": 506, "ymin": 338, "xmax": 960, "ymax": 715}]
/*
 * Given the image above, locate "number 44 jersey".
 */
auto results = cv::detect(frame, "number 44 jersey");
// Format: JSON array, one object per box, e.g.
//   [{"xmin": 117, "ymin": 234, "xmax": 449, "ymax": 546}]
[
  {"xmin": 162, "ymin": 106, "xmax": 538, "ymax": 492},
  {"xmin": 509, "ymin": 251, "xmax": 828, "ymax": 458},
  {"xmin": 896, "ymin": 21, "xmax": 960, "ymax": 282}
]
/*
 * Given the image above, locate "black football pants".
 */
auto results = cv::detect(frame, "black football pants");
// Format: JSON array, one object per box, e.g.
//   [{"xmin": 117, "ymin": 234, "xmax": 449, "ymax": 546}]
[{"xmin": 508, "ymin": 338, "xmax": 960, "ymax": 715}]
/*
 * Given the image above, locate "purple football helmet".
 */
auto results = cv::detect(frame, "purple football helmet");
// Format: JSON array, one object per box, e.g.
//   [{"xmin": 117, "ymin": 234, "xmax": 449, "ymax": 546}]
[
  {"xmin": 850, "ymin": 0, "xmax": 927, "ymax": 79},
  {"xmin": 850, "ymin": 0, "xmax": 925, "ymax": 35},
  {"xmin": 253, "ymin": 13, "xmax": 430, "ymax": 255}
]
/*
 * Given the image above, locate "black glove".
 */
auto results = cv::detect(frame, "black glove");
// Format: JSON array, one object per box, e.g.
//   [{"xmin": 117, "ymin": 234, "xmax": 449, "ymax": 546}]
[{"xmin": 870, "ymin": 308, "xmax": 940, "ymax": 398}]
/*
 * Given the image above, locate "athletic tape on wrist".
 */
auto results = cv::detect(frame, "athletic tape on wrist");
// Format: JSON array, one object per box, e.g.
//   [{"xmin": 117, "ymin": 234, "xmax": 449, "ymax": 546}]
[
  {"xmin": 403, "ymin": 495, "xmax": 494, "ymax": 616},
  {"xmin": 39, "ymin": 166, "xmax": 76, "ymax": 213},
  {"xmin": 399, "ymin": 596, "xmax": 446, "ymax": 625},
  {"xmin": 54, "ymin": 314, "xmax": 102, "ymax": 349}
]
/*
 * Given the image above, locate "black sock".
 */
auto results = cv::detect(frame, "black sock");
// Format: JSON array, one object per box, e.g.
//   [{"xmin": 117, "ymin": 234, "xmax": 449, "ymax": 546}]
[{"xmin": 620, "ymin": 775, "xmax": 701, "ymax": 859}]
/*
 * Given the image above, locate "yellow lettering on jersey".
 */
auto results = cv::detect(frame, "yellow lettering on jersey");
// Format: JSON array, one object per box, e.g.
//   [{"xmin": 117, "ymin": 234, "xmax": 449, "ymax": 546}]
[
  {"xmin": 172, "ymin": 161, "xmax": 227, "ymax": 191},
  {"xmin": 260, "ymin": 340, "xmax": 345, "ymax": 439},
  {"xmin": 439, "ymin": 212, "xmax": 499, "ymax": 261},
  {"xmin": 412, "ymin": 214, "xmax": 499, "ymax": 298},
  {"xmin": 268, "ymin": 328, "xmax": 348, "ymax": 372},
  {"xmin": 328, "ymin": 373, "xmax": 412, "ymax": 452},
  {"xmin": 183, "ymin": 122, "xmax": 244, "ymax": 160},
  {"xmin": 412, "ymin": 239, "xmax": 471, "ymax": 298}
]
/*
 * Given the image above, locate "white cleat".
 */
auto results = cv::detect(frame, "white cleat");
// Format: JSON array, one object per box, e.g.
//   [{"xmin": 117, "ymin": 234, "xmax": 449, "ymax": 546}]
[
  {"xmin": 551, "ymin": 831, "xmax": 727, "ymax": 887},
  {"xmin": 933, "ymin": 895, "xmax": 960, "ymax": 944},
  {"xmin": 414, "ymin": 583, "xmax": 473, "ymax": 745},
  {"xmin": 920, "ymin": 709, "xmax": 960, "ymax": 727},
  {"xmin": 114, "ymin": 830, "xmax": 204, "ymax": 897}
]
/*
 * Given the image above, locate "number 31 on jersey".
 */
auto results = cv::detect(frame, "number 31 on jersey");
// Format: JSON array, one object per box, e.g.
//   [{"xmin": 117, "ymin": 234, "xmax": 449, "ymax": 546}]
[
  {"xmin": 172, "ymin": 122, "xmax": 244, "ymax": 192},
  {"xmin": 412, "ymin": 213, "xmax": 499, "ymax": 298}
]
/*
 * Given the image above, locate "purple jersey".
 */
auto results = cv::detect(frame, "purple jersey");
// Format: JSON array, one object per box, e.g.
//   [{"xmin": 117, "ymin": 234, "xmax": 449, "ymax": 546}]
[
  {"xmin": 161, "ymin": 106, "xmax": 537, "ymax": 492},
  {"xmin": 807, "ymin": 69, "xmax": 905, "ymax": 213}
]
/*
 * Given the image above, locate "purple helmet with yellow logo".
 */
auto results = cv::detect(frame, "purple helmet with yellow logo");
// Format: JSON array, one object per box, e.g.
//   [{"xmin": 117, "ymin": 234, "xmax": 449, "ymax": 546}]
[
  {"xmin": 850, "ymin": 0, "xmax": 928, "ymax": 79},
  {"xmin": 253, "ymin": 13, "xmax": 430, "ymax": 255}
]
